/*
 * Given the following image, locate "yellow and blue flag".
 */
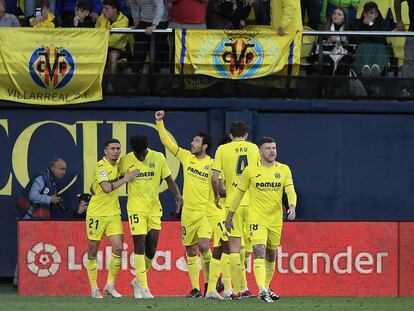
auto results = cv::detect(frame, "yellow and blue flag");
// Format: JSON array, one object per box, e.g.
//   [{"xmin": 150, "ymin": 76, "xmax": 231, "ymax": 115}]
[
  {"xmin": 0, "ymin": 28, "xmax": 109, "ymax": 105},
  {"xmin": 175, "ymin": 28, "xmax": 302, "ymax": 79}
]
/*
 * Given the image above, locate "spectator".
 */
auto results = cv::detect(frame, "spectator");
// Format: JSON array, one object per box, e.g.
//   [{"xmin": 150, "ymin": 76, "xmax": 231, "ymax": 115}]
[
  {"xmin": 320, "ymin": 0, "xmax": 359, "ymax": 27},
  {"xmin": 311, "ymin": 7, "xmax": 353, "ymax": 76},
  {"xmin": 395, "ymin": 0, "xmax": 414, "ymax": 96},
  {"xmin": 60, "ymin": 0, "xmax": 94, "ymax": 27},
  {"xmin": 301, "ymin": 0, "xmax": 322, "ymax": 29},
  {"xmin": 167, "ymin": 0, "xmax": 208, "ymax": 29},
  {"xmin": 96, "ymin": 0, "xmax": 130, "ymax": 85},
  {"xmin": 253, "ymin": 0, "xmax": 270, "ymax": 25},
  {"xmin": 25, "ymin": 0, "xmax": 55, "ymax": 17},
  {"xmin": 353, "ymin": 1, "xmax": 390, "ymax": 77},
  {"xmin": 207, "ymin": 0, "xmax": 254, "ymax": 29},
  {"xmin": 29, "ymin": 0, "xmax": 56, "ymax": 28},
  {"xmin": 16, "ymin": 158, "xmax": 67, "ymax": 220},
  {"xmin": 56, "ymin": 0, "xmax": 101, "ymax": 26},
  {"xmin": 4, "ymin": 0, "xmax": 16, "ymax": 14},
  {"xmin": 132, "ymin": 0, "xmax": 169, "ymax": 73},
  {"xmin": 271, "ymin": 0, "xmax": 303, "ymax": 36},
  {"xmin": 73, "ymin": 193, "xmax": 92, "ymax": 219},
  {"xmin": 0, "ymin": 0, "xmax": 20, "ymax": 26}
]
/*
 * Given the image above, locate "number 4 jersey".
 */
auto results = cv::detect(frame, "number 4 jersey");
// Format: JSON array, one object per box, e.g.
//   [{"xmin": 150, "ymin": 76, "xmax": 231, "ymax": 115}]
[{"xmin": 212, "ymin": 140, "xmax": 260, "ymax": 207}]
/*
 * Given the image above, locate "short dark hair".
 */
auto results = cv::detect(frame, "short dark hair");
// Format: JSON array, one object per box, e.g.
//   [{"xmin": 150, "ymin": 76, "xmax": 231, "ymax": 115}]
[
  {"xmin": 103, "ymin": 0, "xmax": 120, "ymax": 10},
  {"xmin": 36, "ymin": 0, "xmax": 50, "ymax": 8},
  {"xmin": 196, "ymin": 132, "xmax": 213, "ymax": 155},
  {"xmin": 78, "ymin": 193, "xmax": 92, "ymax": 203},
  {"xmin": 363, "ymin": 1, "xmax": 379, "ymax": 13},
  {"xmin": 259, "ymin": 136, "xmax": 276, "ymax": 147},
  {"xmin": 219, "ymin": 134, "xmax": 232, "ymax": 146},
  {"xmin": 230, "ymin": 121, "xmax": 248, "ymax": 138},
  {"xmin": 76, "ymin": 0, "xmax": 91, "ymax": 11},
  {"xmin": 104, "ymin": 138, "xmax": 121, "ymax": 148},
  {"xmin": 130, "ymin": 135, "xmax": 148, "ymax": 154}
]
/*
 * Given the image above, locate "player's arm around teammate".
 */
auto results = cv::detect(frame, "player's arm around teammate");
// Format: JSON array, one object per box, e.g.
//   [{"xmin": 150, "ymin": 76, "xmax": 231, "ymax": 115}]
[{"xmin": 86, "ymin": 139, "xmax": 139, "ymax": 299}]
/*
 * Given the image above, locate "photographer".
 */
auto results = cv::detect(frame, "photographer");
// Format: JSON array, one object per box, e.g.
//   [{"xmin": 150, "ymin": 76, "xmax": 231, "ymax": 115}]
[
  {"xmin": 16, "ymin": 158, "xmax": 67, "ymax": 220},
  {"xmin": 73, "ymin": 193, "xmax": 91, "ymax": 219}
]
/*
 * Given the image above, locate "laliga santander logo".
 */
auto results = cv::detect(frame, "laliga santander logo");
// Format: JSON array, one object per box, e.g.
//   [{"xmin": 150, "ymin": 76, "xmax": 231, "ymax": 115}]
[
  {"xmin": 27, "ymin": 242, "xmax": 61, "ymax": 278},
  {"xmin": 28, "ymin": 46, "xmax": 75, "ymax": 89},
  {"xmin": 213, "ymin": 31, "xmax": 263, "ymax": 79}
]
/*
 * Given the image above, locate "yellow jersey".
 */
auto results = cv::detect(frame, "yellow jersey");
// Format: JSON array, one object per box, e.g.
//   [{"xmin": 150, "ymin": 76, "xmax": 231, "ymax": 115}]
[
  {"xmin": 95, "ymin": 12, "xmax": 130, "ymax": 51},
  {"xmin": 118, "ymin": 149, "xmax": 171, "ymax": 216},
  {"xmin": 156, "ymin": 120, "xmax": 217, "ymax": 214},
  {"xmin": 237, "ymin": 162, "xmax": 296, "ymax": 226},
  {"xmin": 87, "ymin": 157, "xmax": 121, "ymax": 217},
  {"xmin": 212, "ymin": 140, "xmax": 260, "ymax": 207}
]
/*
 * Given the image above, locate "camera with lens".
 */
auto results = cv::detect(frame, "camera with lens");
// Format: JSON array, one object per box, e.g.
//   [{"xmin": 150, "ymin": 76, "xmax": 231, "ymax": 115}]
[{"xmin": 54, "ymin": 196, "xmax": 67, "ymax": 212}]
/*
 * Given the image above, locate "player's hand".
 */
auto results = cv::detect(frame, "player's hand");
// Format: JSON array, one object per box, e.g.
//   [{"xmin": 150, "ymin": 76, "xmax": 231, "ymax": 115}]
[
  {"xmin": 124, "ymin": 169, "xmax": 140, "ymax": 182},
  {"xmin": 278, "ymin": 26, "xmax": 285, "ymax": 36},
  {"xmin": 214, "ymin": 196, "xmax": 222, "ymax": 209},
  {"xmin": 51, "ymin": 195, "xmax": 61, "ymax": 204},
  {"xmin": 155, "ymin": 110, "xmax": 165, "ymax": 121},
  {"xmin": 225, "ymin": 215, "xmax": 234, "ymax": 233},
  {"xmin": 287, "ymin": 207, "xmax": 296, "ymax": 221},
  {"xmin": 175, "ymin": 194, "xmax": 183, "ymax": 213}
]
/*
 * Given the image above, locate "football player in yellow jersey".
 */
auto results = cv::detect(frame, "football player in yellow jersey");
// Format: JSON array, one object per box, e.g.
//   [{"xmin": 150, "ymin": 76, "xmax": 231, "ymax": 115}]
[
  {"xmin": 86, "ymin": 139, "xmax": 139, "ymax": 299},
  {"xmin": 155, "ymin": 110, "xmax": 222, "ymax": 299},
  {"xmin": 212, "ymin": 121, "xmax": 260, "ymax": 299},
  {"xmin": 118, "ymin": 135, "xmax": 182, "ymax": 299},
  {"xmin": 225, "ymin": 137, "xmax": 297, "ymax": 303}
]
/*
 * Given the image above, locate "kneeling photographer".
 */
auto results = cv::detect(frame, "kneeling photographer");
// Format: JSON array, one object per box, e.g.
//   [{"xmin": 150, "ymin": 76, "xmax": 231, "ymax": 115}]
[
  {"xmin": 207, "ymin": 0, "xmax": 255, "ymax": 29},
  {"xmin": 73, "ymin": 193, "xmax": 92, "ymax": 219}
]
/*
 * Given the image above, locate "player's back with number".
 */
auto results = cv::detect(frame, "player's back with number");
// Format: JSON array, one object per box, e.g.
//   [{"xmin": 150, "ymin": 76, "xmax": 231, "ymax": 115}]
[{"xmin": 213, "ymin": 140, "xmax": 260, "ymax": 206}]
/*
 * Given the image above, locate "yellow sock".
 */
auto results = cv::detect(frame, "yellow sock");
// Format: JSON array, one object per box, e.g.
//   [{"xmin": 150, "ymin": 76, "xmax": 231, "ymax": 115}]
[
  {"xmin": 200, "ymin": 249, "xmax": 211, "ymax": 284},
  {"xmin": 253, "ymin": 258, "xmax": 266, "ymax": 290},
  {"xmin": 134, "ymin": 254, "xmax": 148, "ymax": 289},
  {"xmin": 229, "ymin": 253, "xmax": 241, "ymax": 293},
  {"xmin": 207, "ymin": 258, "xmax": 221, "ymax": 292},
  {"xmin": 221, "ymin": 253, "xmax": 231, "ymax": 291},
  {"xmin": 187, "ymin": 255, "xmax": 200, "ymax": 290},
  {"xmin": 86, "ymin": 257, "xmax": 98, "ymax": 289},
  {"xmin": 145, "ymin": 256, "xmax": 152, "ymax": 271},
  {"xmin": 107, "ymin": 254, "xmax": 121, "ymax": 285},
  {"xmin": 265, "ymin": 259, "xmax": 275, "ymax": 289},
  {"xmin": 240, "ymin": 248, "xmax": 247, "ymax": 290}
]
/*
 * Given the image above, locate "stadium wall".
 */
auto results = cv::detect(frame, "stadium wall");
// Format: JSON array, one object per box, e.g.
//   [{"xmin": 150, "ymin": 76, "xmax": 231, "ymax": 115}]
[{"xmin": 1, "ymin": 97, "xmax": 414, "ymax": 277}]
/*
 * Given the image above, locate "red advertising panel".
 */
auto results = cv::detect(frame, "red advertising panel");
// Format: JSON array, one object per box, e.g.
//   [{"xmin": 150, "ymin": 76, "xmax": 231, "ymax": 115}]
[
  {"xmin": 399, "ymin": 222, "xmax": 414, "ymax": 296},
  {"xmin": 18, "ymin": 221, "xmax": 401, "ymax": 296}
]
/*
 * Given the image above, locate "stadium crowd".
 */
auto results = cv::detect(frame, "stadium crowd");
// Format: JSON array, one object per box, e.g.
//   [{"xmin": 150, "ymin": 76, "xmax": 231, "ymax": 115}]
[{"xmin": 0, "ymin": 0, "xmax": 413, "ymax": 95}]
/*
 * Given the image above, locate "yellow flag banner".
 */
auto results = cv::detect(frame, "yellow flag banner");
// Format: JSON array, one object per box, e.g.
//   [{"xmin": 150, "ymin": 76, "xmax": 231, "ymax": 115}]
[
  {"xmin": 0, "ymin": 28, "xmax": 109, "ymax": 105},
  {"xmin": 175, "ymin": 28, "xmax": 302, "ymax": 79}
]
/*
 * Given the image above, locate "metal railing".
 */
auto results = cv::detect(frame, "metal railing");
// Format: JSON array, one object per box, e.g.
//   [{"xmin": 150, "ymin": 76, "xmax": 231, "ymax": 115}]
[{"xmin": 104, "ymin": 29, "xmax": 414, "ymax": 99}]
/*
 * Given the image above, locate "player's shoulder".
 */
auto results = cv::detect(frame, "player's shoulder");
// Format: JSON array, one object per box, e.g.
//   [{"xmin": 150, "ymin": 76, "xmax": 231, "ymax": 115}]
[
  {"xmin": 96, "ymin": 157, "xmax": 108, "ymax": 168},
  {"xmin": 149, "ymin": 149, "xmax": 167, "ymax": 161},
  {"xmin": 276, "ymin": 161, "xmax": 291, "ymax": 171}
]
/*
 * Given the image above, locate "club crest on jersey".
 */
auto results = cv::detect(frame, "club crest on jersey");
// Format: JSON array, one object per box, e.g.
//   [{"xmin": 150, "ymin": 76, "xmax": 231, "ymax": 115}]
[
  {"xmin": 275, "ymin": 173, "xmax": 281, "ymax": 179},
  {"xmin": 204, "ymin": 165, "xmax": 210, "ymax": 170},
  {"xmin": 149, "ymin": 162, "xmax": 155, "ymax": 168},
  {"xmin": 213, "ymin": 30, "xmax": 263, "ymax": 79},
  {"xmin": 29, "ymin": 46, "xmax": 75, "ymax": 89}
]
